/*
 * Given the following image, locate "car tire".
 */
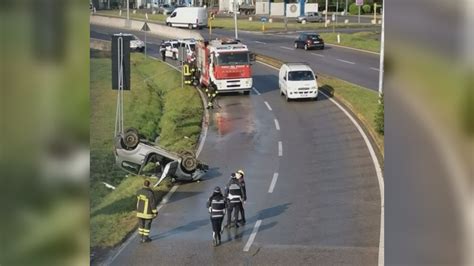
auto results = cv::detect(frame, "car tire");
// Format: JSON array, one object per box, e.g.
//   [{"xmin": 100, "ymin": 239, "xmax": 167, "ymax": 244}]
[
  {"xmin": 313, "ymin": 95, "xmax": 318, "ymax": 101},
  {"xmin": 173, "ymin": 52, "xmax": 177, "ymax": 60},
  {"xmin": 181, "ymin": 156, "xmax": 197, "ymax": 172},
  {"xmin": 286, "ymin": 93, "xmax": 290, "ymax": 102},
  {"xmin": 280, "ymin": 90, "xmax": 284, "ymax": 96},
  {"xmin": 188, "ymin": 24, "xmax": 193, "ymax": 29},
  {"xmin": 294, "ymin": 42, "xmax": 298, "ymax": 49},
  {"xmin": 123, "ymin": 130, "xmax": 139, "ymax": 150},
  {"xmin": 304, "ymin": 44, "xmax": 308, "ymax": 50}
]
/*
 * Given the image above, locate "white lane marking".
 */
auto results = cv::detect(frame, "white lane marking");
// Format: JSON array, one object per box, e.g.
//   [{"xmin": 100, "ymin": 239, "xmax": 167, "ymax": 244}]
[
  {"xmin": 274, "ymin": 119, "xmax": 280, "ymax": 131},
  {"xmin": 279, "ymin": 46, "xmax": 294, "ymax": 50},
  {"xmin": 336, "ymin": 58, "xmax": 356, "ymax": 65},
  {"xmin": 278, "ymin": 141, "xmax": 283, "ymax": 157},
  {"xmin": 156, "ymin": 185, "xmax": 179, "ymax": 211},
  {"xmin": 311, "ymin": 53, "xmax": 325, "ymax": 57},
  {"xmin": 256, "ymin": 60, "xmax": 384, "ymax": 266},
  {"xmin": 252, "ymin": 87, "xmax": 261, "ymax": 95},
  {"xmin": 255, "ymin": 41, "xmax": 267, "ymax": 44},
  {"xmin": 243, "ymin": 220, "xmax": 262, "ymax": 252},
  {"xmin": 268, "ymin": 173, "xmax": 279, "ymax": 193},
  {"xmin": 264, "ymin": 101, "xmax": 273, "ymax": 111},
  {"xmin": 370, "ymin": 67, "xmax": 380, "ymax": 71},
  {"xmin": 319, "ymin": 90, "xmax": 384, "ymax": 266}
]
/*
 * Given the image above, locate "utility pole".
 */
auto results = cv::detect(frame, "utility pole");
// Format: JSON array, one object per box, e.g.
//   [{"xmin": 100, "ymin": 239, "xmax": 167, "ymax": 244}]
[
  {"xmin": 126, "ymin": 0, "xmax": 130, "ymax": 27},
  {"xmin": 378, "ymin": 0, "xmax": 384, "ymax": 97},
  {"xmin": 345, "ymin": 0, "xmax": 348, "ymax": 14},
  {"xmin": 325, "ymin": 0, "xmax": 328, "ymax": 27},
  {"xmin": 233, "ymin": 0, "xmax": 239, "ymax": 39}
]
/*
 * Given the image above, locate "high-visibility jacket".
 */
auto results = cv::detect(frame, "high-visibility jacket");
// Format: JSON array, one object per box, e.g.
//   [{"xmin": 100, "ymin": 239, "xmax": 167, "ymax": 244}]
[
  {"xmin": 136, "ymin": 187, "xmax": 157, "ymax": 219},
  {"xmin": 207, "ymin": 193, "xmax": 227, "ymax": 218},
  {"xmin": 225, "ymin": 178, "xmax": 244, "ymax": 203}
]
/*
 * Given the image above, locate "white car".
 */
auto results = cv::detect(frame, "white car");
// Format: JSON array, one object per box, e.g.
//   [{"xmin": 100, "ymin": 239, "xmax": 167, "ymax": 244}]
[
  {"xmin": 279, "ymin": 63, "xmax": 319, "ymax": 101},
  {"xmin": 130, "ymin": 34, "xmax": 145, "ymax": 52},
  {"xmin": 160, "ymin": 40, "xmax": 179, "ymax": 59}
]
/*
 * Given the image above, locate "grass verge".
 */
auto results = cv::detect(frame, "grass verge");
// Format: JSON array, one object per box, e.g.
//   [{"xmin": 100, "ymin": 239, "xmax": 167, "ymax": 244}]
[
  {"xmin": 256, "ymin": 54, "xmax": 384, "ymax": 156},
  {"xmin": 320, "ymin": 31, "xmax": 380, "ymax": 53},
  {"xmin": 90, "ymin": 51, "xmax": 203, "ymax": 255}
]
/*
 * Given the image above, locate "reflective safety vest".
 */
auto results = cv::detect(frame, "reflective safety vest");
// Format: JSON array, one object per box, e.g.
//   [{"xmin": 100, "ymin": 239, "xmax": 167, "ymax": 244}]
[
  {"xmin": 136, "ymin": 187, "xmax": 157, "ymax": 219},
  {"xmin": 209, "ymin": 196, "xmax": 226, "ymax": 218},
  {"xmin": 227, "ymin": 179, "xmax": 243, "ymax": 203}
]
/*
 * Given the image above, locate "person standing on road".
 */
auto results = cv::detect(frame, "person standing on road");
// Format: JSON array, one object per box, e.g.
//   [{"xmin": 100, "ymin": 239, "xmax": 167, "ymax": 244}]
[
  {"xmin": 205, "ymin": 85, "xmax": 219, "ymax": 109},
  {"xmin": 136, "ymin": 180, "xmax": 158, "ymax": 243},
  {"xmin": 235, "ymin": 169, "xmax": 247, "ymax": 225},
  {"xmin": 224, "ymin": 173, "xmax": 244, "ymax": 228},
  {"xmin": 160, "ymin": 42, "xmax": 166, "ymax": 62},
  {"xmin": 207, "ymin": 186, "xmax": 227, "ymax": 246}
]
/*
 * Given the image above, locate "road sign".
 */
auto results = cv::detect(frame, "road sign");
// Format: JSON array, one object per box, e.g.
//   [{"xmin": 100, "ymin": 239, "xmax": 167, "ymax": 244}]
[
  {"xmin": 356, "ymin": 0, "xmax": 363, "ymax": 6},
  {"xmin": 260, "ymin": 16, "xmax": 268, "ymax": 22},
  {"xmin": 141, "ymin": 22, "xmax": 150, "ymax": 32}
]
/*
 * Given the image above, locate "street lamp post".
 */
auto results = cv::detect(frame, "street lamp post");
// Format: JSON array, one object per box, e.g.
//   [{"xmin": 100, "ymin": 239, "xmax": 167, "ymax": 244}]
[
  {"xmin": 126, "ymin": 0, "xmax": 130, "ymax": 27},
  {"xmin": 233, "ymin": 0, "xmax": 238, "ymax": 39},
  {"xmin": 325, "ymin": 0, "xmax": 328, "ymax": 27},
  {"xmin": 378, "ymin": 0, "xmax": 384, "ymax": 97}
]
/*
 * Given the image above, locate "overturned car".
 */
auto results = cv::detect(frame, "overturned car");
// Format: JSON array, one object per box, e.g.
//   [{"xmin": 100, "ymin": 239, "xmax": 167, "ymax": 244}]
[{"xmin": 114, "ymin": 128, "xmax": 208, "ymax": 186}]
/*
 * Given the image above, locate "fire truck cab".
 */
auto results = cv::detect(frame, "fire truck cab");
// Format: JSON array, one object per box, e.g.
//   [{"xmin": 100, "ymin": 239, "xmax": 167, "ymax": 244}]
[{"xmin": 196, "ymin": 39, "xmax": 253, "ymax": 94}]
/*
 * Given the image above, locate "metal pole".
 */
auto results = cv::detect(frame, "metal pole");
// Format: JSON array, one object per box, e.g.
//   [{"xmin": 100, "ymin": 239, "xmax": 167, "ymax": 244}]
[
  {"xmin": 358, "ymin": 5, "xmax": 360, "ymax": 23},
  {"xmin": 345, "ymin": 0, "xmax": 348, "ymax": 14},
  {"xmin": 234, "ymin": 0, "xmax": 238, "ymax": 39},
  {"xmin": 378, "ymin": 0, "xmax": 384, "ymax": 97},
  {"xmin": 126, "ymin": 0, "xmax": 130, "ymax": 27},
  {"xmin": 325, "ymin": 0, "xmax": 328, "ymax": 27},
  {"xmin": 144, "ymin": 31, "xmax": 147, "ymax": 59},
  {"xmin": 284, "ymin": 1, "xmax": 287, "ymax": 32}
]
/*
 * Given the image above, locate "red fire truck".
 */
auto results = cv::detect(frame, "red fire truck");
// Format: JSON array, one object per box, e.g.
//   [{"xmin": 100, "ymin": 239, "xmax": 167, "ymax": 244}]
[{"xmin": 195, "ymin": 39, "xmax": 253, "ymax": 94}]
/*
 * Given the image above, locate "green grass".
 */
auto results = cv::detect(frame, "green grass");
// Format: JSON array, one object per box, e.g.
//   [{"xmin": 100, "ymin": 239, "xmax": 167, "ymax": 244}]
[
  {"xmin": 320, "ymin": 31, "xmax": 380, "ymax": 53},
  {"xmin": 90, "ymin": 52, "xmax": 203, "ymax": 249}
]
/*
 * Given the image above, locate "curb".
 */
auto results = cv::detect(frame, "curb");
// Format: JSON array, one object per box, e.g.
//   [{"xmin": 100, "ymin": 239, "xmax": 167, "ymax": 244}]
[{"xmin": 255, "ymin": 53, "xmax": 384, "ymax": 161}]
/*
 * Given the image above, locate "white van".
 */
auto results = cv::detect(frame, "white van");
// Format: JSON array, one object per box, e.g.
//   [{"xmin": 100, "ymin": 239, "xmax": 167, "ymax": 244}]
[
  {"xmin": 279, "ymin": 63, "xmax": 319, "ymax": 101},
  {"xmin": 165, "ymin": 7, "xmax": 208, "ymax": 29}
]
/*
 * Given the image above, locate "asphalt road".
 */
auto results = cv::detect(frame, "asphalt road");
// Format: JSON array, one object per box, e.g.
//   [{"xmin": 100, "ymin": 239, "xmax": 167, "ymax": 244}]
[
  {"xmin": 91, "ymin": 25, "xmax": 382, "ymax": 265},
  {"xmin": 91, "ymin": 24, "xmax": 380, "ymax": 90}
]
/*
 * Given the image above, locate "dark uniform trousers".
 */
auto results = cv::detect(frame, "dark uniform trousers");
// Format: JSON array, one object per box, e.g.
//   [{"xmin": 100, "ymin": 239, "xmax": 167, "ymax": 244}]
[
  {"xmin": 238, "ymin": 202, "xmax": 246, "ymax": 222},
  {"xmin": 211, "ymin": 217, "xmax": 223, "ymax": 240},
  {"xmin": 138, "ymin": 218, "xmax": 153, "ymax": 237},
  {"xmin": 227, "ymin": 201, "xmax": 241, "ymax": 226}
]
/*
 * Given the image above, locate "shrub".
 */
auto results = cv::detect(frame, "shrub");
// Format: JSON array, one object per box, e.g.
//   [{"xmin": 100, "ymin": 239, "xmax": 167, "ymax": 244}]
[
  {"xmin": 348, "ymin": 3, "xmax": 359, "ymax": 15},
  {"xmin": 374, "ymin": 93, "xmax": 384, "ymax": 135},
  {"xmin": 362, "ymin": 4, "xmax": 371, "ymax": 13}
]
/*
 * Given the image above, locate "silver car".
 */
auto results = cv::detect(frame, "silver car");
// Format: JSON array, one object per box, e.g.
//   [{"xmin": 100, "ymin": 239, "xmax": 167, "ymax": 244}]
[
  {"xmin": 114, "ymin": 128, "xmax": 208, "ymax": 186},
  {"xmin": 159, "ymin": 4, "xmax": 175, "ymax": 15},
  {"xmin": 296, "ymin": 12, "xmax": 323, "ymax": 23}
]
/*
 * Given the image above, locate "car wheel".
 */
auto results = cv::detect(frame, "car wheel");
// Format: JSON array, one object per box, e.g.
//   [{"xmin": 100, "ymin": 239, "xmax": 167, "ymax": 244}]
[
  {"xmin": 280, "ymin": 90, "xmax": 284, "ymax": 96},
  {"xmin": 173, "ymin": 52, "xmax": 177, "ymax": 60},
  {"xmin": 304, "ymin": 44, "xmax": 308, "ymax": 50},
  {"xmin": 313, "ymin": 95, "xmax": 318, "ymax": 101},
  {"xmin": 294, "ymin": 42, "xmax": 298, "ymax": 49},
  {"xmin": 181, "ymin": 155, "xmax": 197, "ymax": 172},
  {"xmin": 243, "ymin": 90, "xmax": 250, "ymax": 95},
  {"xmin": 188, "ymin": 24, "xmax": 193, "ymax": 29},
  {"xmin": 123, "ymin": 130, "xmax": 139, "ymax": 150},
  {"xmin": 286, "ymin": 93, "xmax": 290, "ymax": 102},
  {"xmin": 321, "ymin": 45, "xmax": 325, "ymax": 50}
]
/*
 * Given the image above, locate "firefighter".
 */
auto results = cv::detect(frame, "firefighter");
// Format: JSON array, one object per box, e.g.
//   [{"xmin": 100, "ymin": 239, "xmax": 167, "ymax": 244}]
[
  {"xmin": 235, "ymin": 169, "xmax": 247, "ymax": 225},
  {"xmin": 136, "ymin": 180, "xmax": 158, "ymax": 243},
  {"xmin": 224, "ymin": 173, "xmax": 244, "ymax": 228},
  {"xmin": 205, "ymin": 85, "xmax": 219, "ymax": 109},
  {"xmin": 160, "ymin": 42, "xmax": 166, "ymax": 62},
  {"xmin": 183, "ymin": 62, "xmax": 192, "ymax": 85},
  {"xmin": 207, "ymin": 186, "xmax": 227, "ymax": 246}
]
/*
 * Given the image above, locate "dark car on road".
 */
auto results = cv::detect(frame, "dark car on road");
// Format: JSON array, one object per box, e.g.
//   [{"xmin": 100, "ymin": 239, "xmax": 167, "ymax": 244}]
[{"xmin": 294, "ymin": 33, "xmax": 325, "ymax": 50}]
